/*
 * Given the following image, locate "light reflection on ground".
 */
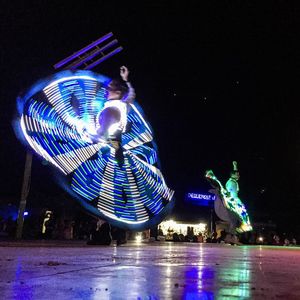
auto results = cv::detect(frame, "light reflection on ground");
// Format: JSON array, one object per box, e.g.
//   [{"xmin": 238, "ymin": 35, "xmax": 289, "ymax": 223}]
[{"xmin": 1, "ymin": 242, "xmax": 300, "ymax": 299}]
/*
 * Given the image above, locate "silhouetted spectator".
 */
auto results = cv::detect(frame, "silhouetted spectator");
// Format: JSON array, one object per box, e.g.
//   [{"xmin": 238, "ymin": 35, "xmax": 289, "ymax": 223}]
[
  {"xmin": 211, "ymin": 231, "xmax": 218, "ymax": 243},
  {"xmin": 197, "ymin": 233, "xmax": 204, "ymax": 243},
  {"xmin": 272, "ymin": 234, "xmax": 280, "ymax": 245},
  {"xmin": 87, "ymin": 219, "xmax": 112, "ymax": 245},
  {"xmin": 178, "ymin": 233, "xmax": 185, "ymax": 242},
  {"xmin": 158, "ymin": 226, "xmax": 163, "ymax": 236},
  {"xmin": 6, "ymin": 217, "xmax": 16, "ymax": 238},
  {"xmin": 63, "ymin": 220, "xmax": 74, "ymax": 240},
  {"xmin": 111, "ymin": 226, "xmax": 127, "ymax": 246},
  {"xmin": 173, "ymin": 232, "xmax": 179, "ymax": 242},
  {"xmin": 186, "ymin": 226, "xmax": 194, "ymax": 242},
  {"xmin": 217, "ymin": 230, "xmax": 226, "ymax": 243}
]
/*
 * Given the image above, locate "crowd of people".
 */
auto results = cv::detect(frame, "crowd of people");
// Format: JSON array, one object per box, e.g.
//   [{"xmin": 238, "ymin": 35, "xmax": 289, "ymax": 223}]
[
  {"xmin": 0, "ymin": 212, "xmax": 298, "ymax": 247},
  {"xmin": 1, "ymin": 203, "xmax": 294, "ymax": 247},
  {"xmin": 0, "ymin": 212, "xmax": 129, "ymax": 246},
  {"xmin": 208, "ymin": 230, "xmax": 298, "ymax": 246},
  {"xmin": 156, "ymin": 225, "xmax": 298, "ymax": 246}
]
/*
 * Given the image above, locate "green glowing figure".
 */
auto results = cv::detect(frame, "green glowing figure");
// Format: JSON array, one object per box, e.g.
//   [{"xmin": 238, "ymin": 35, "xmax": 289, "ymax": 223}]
[{"xmin": 205, "ymin": 161, "xmax": 252, "ymax": 233}]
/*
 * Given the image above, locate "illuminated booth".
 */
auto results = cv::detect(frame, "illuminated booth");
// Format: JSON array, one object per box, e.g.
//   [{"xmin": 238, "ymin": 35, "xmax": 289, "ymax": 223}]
[
  {"xmin": 156, "ymin": 192, "xmax": 215, "ymax": 241},
  {"xmin": 158, "ymin": 219, "xmax": 207, "ymax": 241}
]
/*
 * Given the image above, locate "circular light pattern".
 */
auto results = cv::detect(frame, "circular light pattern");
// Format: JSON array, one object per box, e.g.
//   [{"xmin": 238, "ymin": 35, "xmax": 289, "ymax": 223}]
[{"xmin": 15, "ymin": 70, "xmax": 174, "ymax": 230}]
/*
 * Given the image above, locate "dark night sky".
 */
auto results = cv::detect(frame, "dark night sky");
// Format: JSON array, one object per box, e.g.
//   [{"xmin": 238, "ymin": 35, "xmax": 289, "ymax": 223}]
[{"xmin": 0, "ymin": 2, "xmax": 299, "ymax": 231}]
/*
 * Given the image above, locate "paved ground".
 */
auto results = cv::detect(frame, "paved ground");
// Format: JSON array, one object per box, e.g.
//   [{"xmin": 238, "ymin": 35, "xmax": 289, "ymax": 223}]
[{"xmin": 0, "ymin": 240, "xmax": 300, "ymax": 299}]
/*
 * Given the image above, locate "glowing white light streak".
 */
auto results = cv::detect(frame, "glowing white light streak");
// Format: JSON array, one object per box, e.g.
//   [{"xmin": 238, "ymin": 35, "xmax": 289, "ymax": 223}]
[{"xmin": 21, "ymin": 115, "xmax": 67, "ymax": 174}]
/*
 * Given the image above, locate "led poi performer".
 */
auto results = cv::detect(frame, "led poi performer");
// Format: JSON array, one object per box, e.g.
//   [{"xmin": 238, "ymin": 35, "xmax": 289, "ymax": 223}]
[
  {"xmin": 82, "ymin": 66, "xmax": 135, "ymax": 165},
  {"xmin": 14, "ymin": 66, "xmax": 174, "ymax": 231},
  {"xmin": 205, "ymin": 161, "xmax": 252, "ymax": 233}
]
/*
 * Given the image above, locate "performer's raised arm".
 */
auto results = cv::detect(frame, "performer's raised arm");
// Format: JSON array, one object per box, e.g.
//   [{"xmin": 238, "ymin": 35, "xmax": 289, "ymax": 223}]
[
  {"xmin": 232, "ymin": 161, "xmax": 238, "ymax": 172},
  {"xmin": 120, "ymin": 66, "xmax": 136, "ymax": 104},
  {"xmin": 226, "ymin": 161, "xmax": 240, "ymax": 197}
]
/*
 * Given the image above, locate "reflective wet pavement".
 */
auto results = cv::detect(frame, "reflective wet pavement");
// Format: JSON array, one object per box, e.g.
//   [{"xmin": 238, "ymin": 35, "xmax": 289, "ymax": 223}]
[{"xmin": 0, "ymin": 241, "xmax": 300, "ymax": 299}]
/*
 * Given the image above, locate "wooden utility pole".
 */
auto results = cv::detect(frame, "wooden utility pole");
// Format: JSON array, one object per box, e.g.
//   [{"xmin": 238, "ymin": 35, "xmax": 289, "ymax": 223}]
[{"xmin": 15, "ymin": 151, "xmax": 32, "ymax": 239}]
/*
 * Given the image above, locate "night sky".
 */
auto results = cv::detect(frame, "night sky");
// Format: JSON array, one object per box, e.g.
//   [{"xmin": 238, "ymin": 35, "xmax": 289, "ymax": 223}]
[{"xmin": 0, "ymin": 2, "xmax": 299, "ymax": 232}]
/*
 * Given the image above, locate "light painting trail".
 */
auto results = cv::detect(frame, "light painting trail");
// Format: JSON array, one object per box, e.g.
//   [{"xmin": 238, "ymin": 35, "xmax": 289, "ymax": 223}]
[{"xmin": 15, "ymin": 70, "xmax": 174, "ymax": 230}]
